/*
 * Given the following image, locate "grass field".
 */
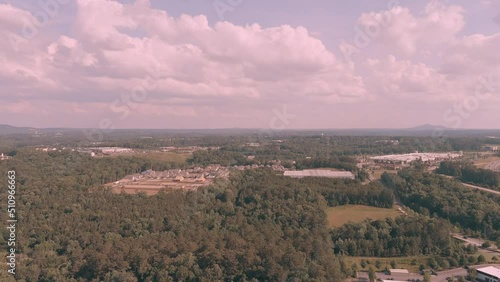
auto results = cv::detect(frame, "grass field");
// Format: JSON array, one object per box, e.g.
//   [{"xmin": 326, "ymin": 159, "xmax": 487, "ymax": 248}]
[
  {"xmin": 368, "ymin": 168, "xmax": 398, "ymax": 181},
  {"xmin": 326, "ymin": 205, "xmax": 401, "ymax": 228},
  {"xmin": 343, "ymin": 256, "xmax": 431, "ymax": 273}
]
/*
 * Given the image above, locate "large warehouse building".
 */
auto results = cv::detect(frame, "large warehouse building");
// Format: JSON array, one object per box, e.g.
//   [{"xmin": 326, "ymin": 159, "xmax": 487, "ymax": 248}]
[
  {"xmin": 476, "ymin": 266, "xmax": 500, "ymax": 282},
  {"xmin": 283, "ymin": 169, "xmax": 355, "ymax": 179}
]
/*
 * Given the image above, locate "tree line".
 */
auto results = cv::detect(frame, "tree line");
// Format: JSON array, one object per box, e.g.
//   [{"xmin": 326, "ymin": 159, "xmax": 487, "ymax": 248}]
[{"xmin": 437, "ymin": 161, "xmax": 500, "ymax": 189}]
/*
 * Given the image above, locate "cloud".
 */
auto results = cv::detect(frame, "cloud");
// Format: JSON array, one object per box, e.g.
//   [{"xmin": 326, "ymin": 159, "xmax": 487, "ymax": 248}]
[{"xmin": 0, "ymin": 0, "xmax": 499, "ymax": 129}]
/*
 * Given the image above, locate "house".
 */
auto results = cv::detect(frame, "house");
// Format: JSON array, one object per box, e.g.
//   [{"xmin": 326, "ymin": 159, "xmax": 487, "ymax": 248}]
[{"xmin": 476, "ymin": 266, "xmax": 500, "ymax": 282}]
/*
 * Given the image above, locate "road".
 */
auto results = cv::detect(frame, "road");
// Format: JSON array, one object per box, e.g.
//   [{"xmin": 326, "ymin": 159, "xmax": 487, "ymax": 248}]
[
  {"xmin": 354, "ymin": 264, "xmax": 500, "ymax": 282},
  {"xmin": 435, "ymin": 173, "xmax": 500, "ymax": 196},
  {"xmin": 451, "ymin": 233, "xmax": 485, "ymax": 247},
  {"xmin": 432, "ymin": 264, "xmax": 500, "ymax": 282},
  {"xmin": 460, "ymin": 182, "xmax": 500, "ymax": 196}
]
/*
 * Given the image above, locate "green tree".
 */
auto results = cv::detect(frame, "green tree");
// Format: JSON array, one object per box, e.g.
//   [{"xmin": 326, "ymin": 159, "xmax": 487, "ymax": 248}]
[
  {"xmin": 477, "ymin": 255, "xmax": 486, "ymax": 264},
  {"xmin": 423, "ymin": 271, "xmax": 431, "ymax": 282},
  {"xmin": 360, "ymin": 259, "xmax": 367, "ymax": 269},
  {"xmin": 468, "ymin": 269, "xmax": 477, "ymax": 281},
  {"xmin": 368, "ymin": 267, "xmax": 376, "ymax": 282}
]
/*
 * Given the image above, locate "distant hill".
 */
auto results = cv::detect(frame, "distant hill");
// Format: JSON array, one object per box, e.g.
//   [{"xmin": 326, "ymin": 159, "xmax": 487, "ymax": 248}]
[
  {"xmin": 0, "ymin": 124, "xmax": 36, "ymax": 135},
  {"xmin": 407, "ymin": 124, "xmax": 449, "ymax": 131}
]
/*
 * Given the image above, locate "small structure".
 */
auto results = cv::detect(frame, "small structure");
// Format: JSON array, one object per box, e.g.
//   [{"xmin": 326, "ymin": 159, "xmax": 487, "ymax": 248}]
[
  {"xmin": 389, "ymin": 269, "xmax": 409, "ymax": 275},
  {"xmin": 173, "ymin": 176, "xmax": 184, "ymax": 182},
  {"xmin": 388, "ymin": 269, "xmax": 410, "ymax": 280},
  {"xmin": 476, "ymin": 266, "xmax": 500, "ymax": 282}
]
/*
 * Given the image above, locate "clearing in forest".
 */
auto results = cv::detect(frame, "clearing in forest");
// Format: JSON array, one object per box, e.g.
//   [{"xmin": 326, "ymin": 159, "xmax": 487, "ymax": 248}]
[{"xmin": 326, "ymin": 205, "xmax": 401, "ymax": 228}]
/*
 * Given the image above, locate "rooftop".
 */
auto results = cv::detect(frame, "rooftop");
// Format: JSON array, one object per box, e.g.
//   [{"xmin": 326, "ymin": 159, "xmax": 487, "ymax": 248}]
[
  {"xmin": 389, "ymin": 269, "xmax": 409, "ymax": 274},
  {"xmin": 476, "ymin": 266, "xmax": 500, "ymax": 278},
  {"xmin": 283, "ymin": 169, "xmax": 354, "ymax": 179}
]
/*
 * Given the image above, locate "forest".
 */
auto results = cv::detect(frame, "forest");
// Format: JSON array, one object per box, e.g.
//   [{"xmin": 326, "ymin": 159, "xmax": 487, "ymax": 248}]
[
  {"xmin": 331, "ymin": 216, "xmax": 460, "ymax": 257},
  {"xmin": 0, "ymin": 139, "xmax": 499, "ymax": 281},
  {"xmin": 436, "ymin": 160, "xmax": 500, "ymax": 189},
  {"xmin": 382, "ymin": 168, "xmax": 500, "ymax": 241}
]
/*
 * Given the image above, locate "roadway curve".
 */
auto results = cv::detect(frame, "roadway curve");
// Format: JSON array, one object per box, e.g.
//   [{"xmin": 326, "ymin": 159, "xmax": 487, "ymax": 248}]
[
  {"xmin": 460, "ymin": 182, "xmax": 500, "ymax": 196},
  {"xmin": 435, "ymin": 173, "xmax": 500, "ymax": 196}
]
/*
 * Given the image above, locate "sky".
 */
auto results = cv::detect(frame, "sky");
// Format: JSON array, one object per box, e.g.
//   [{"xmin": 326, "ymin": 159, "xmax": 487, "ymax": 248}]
[{"xmin": 0, "ymin": 0, "xmax": 499, "ymax": 129}]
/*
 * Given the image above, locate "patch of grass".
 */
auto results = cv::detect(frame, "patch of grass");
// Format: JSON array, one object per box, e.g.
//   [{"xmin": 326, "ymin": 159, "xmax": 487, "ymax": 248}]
[
  {"xmin": 327, "ymin": 205, "xmax": 401, "ymax": 228},
  {"xmin": 369, "ymin": 168, "xmax": 397, "ymax": 181},
  {"xmin": 344, "ymin": 256, "xmax": 431, "ymax": 273}
]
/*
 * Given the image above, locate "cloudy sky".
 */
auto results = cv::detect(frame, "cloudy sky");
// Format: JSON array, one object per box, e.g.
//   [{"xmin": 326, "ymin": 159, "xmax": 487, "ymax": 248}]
[{"xmin": 0, "ymin": 0, "xmax": 499, "ymax": 129}]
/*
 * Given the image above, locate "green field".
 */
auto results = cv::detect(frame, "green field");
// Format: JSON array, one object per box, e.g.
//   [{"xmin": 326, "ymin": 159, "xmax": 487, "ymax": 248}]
[
  {"xmin": 344, "ymin": 256, "xmax": 431, "ymax": 273},
  {"xmin": 326, "ymin": 205, "xmax": 401, "ymax": 228}
]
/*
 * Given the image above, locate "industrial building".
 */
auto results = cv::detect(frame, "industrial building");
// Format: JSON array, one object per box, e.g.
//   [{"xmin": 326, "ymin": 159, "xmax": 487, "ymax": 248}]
[
  {"xmin": 79, "ymin": 147, "xmax": 133, "ymax": 155},
  {"xmin": 475, "ymin": 266, "xmax": 500, "ymax": 282},
  {"xmin": 370, "ymin": 152, "xmax": 462, "ymax": 165},
  {"xmin": 283, "ymin": 169, "xmax": 355, "ymax": 179}
]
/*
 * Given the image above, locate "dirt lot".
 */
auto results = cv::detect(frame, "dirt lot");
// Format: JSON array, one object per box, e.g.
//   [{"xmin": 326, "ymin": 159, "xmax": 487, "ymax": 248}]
[
  {"xmin": 475, "ymin": 156, "xmax": 500, "ymax": 171},
  {"xmin": 326, "ymin": 205, "xmax": 402, "ymax": 228},
  {"xmin": 107, "ymin": 178, "xmax": 212, "ymax": 195},
  {"xmin": 485, "ymin": 161, "xmax": 500, "ymax": 172}
]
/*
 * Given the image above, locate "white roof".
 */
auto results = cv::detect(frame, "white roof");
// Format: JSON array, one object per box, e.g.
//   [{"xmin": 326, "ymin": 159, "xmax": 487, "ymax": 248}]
[
  {"xmin": 389, "ymin": 269, "xmax": 409, "ymax": 274},
  {"xmin": 283, "ymin": 170, "xmax": 354, "ymax": 179},
  {"xmin": 477, "ymin": 266, "xmax": 500, "ymax": 278}
]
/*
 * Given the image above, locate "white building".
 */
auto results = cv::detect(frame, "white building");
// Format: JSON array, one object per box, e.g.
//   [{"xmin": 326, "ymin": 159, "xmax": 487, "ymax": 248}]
[
  {"xmin": 283, "ymin": 169, "xmax": 355, "ymax": 179},
  {"xmin": 0, "ymin": 153, "xmax": 12, "ymax": 161},
  {"xmin": 476, "ymin": 266, "xmax": 500, "ymax": 282}
]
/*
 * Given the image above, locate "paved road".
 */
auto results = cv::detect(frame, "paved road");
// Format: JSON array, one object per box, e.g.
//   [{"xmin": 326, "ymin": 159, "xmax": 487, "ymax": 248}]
[
  {"xmin": 435, "ymin": 173, "xmax": 500, "ymax": 196},
  {"xmin": 451, "ymin": 233, "xmax": 485, "ymax": 247},
  {"xmin": 451, "ymin": 233, "xmax": 500, "ymax": 254},
  {"xmin": 433, "ymin": 264, "xmax": 500, "ymax": 282},
  {"xmin": 460, "ymin": 182, "xmax": 500, "ymax": 196},
  {"xmin": 354, "ymin": 264, "xmax": 500, "ymax": 282}
]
